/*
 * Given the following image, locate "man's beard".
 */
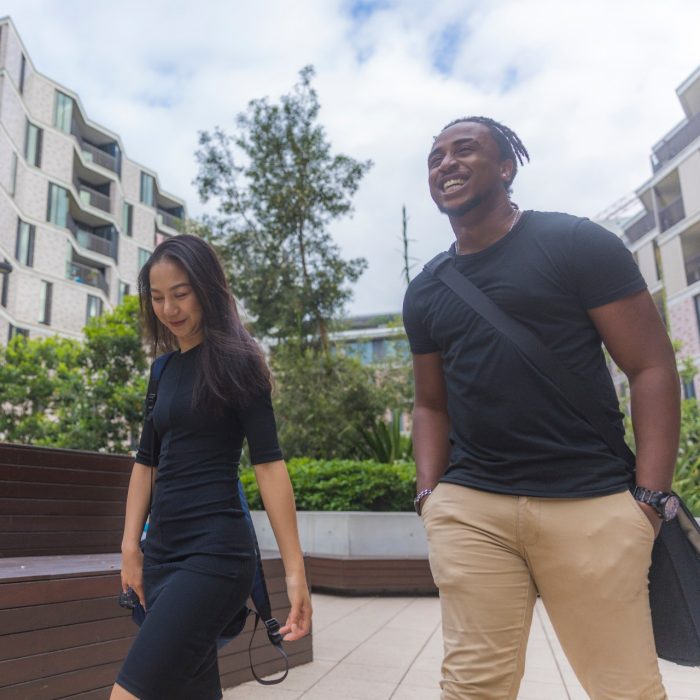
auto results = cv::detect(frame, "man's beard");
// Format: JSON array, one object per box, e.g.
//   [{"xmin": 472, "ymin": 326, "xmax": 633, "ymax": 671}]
[{"xmin": 437, "ymin": 193, "xmax": 485, "ymax": 217}]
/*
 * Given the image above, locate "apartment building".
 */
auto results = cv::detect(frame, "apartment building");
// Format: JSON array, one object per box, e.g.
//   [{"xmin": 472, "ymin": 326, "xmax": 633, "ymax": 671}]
[
  {"xmin": 0, "ymin": 17, "xmax": 185, "ymax": 342},
  {"xmin": 620, "ymin": 64, "xmax": 700, "ymax": 395}
]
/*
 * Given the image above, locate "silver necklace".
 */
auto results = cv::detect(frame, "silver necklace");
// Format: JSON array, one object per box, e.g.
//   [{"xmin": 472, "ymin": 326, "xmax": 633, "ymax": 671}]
[{"xmin": 456, "ymin": 208, "xmax": 522, "ymax": 256}]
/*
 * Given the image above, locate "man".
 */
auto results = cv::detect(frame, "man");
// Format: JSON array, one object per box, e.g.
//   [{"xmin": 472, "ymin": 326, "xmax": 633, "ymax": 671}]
[{"xmin": 403, "ymin": 116, "xmax": 680, "ymax": 700}]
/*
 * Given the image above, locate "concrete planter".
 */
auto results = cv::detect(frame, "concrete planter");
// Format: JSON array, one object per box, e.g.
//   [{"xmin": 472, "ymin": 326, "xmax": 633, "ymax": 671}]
[{"xmin": 251, "ymin": 510, "xmax": 428, "ymax": 557}]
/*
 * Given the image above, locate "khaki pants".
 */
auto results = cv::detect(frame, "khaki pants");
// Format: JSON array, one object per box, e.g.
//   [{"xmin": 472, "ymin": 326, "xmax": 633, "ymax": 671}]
[{"xmin": 421, "ymin": 483, "xmax": 667, "ymax": 700}]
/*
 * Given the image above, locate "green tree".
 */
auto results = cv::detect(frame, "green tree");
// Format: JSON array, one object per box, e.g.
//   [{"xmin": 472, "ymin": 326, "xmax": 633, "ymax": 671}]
[
  {"xmin": 271, "ymin": 343, "xmax": 386, "ymax": 459},
  {"xmin": 0, "ymin": 334, "xmax": 83, "ymax": 445},
  {"xmin": 0, "ymin": 296, "xmax": 148, "ymax": 453},
  {"xmin": 194, "ymin": 65, "xmax": 372, "ymax": 348}
]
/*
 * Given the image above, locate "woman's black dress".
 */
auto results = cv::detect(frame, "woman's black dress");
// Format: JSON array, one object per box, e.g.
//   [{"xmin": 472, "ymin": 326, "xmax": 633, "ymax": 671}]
[{"xmin": 116, "ymin": 345, "xmax": 283, "ymax": 700}]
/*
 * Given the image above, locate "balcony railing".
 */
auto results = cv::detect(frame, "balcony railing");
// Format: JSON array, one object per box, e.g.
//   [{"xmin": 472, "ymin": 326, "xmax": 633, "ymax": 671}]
[
  {"xmin": 652, "ymin": 112, "xmax": 700, "ymax": 173},
  {"xmin": 81, "ymin": 141, "xmax": 119, "ymax": 173},
  {"xmin": 624, "ymin": 211, "xmax": 655, "ymax": 243},
  {"xmin": 659, "ymin": 197, "xmax": 685, "ymax": 232},
  {"xmin": 74, "ymin": 178, "xmax": 111, "ymax": 214},
  {"xmin": 71, "ymin": 121, "xmax": 120, "ymax": 176},
  {"xmin": 66, "ymin": 261, "xmax": 109, "ymax": 295},
  {"xmin": 67, "ymin": 217, "xmax": 118, "ymax": 261},
  {"xmin": 156, "ymin": 209, "xmax": 183, "ymax": 231}
]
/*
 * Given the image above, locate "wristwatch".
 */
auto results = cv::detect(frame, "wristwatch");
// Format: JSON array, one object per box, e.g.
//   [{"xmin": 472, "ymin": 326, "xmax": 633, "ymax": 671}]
[
  {"xmin": 632, "ymin": 486, "xmax": 680, "ymax": 522},
  {"xmin": 414, "ymin": 488, "xmax": 433, "ymax": 515}
]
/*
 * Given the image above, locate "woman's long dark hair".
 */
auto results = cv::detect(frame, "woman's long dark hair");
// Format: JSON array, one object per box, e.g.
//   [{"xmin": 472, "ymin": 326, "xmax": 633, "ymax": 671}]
[{"xmin": 137, "ymin": 235, "xmax": 270, "ymax": 411}]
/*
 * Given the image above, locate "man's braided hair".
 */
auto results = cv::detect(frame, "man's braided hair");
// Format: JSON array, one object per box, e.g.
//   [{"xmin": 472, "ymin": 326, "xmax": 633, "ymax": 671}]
[{"xmin": 441, "ymin": 116, "xmax": 530, "ymax": 191}]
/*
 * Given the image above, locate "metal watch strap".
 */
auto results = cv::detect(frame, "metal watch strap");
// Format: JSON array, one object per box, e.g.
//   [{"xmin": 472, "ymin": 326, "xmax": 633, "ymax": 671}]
[{"xmin": 414, "ymin": 488, "xmax": 433, "ymax": 515}]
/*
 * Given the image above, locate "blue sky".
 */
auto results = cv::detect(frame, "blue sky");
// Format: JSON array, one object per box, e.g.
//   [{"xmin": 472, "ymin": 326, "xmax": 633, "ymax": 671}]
[{"xmin": 3, "ymin": 0, "xmax": 700, "ymax": 316}]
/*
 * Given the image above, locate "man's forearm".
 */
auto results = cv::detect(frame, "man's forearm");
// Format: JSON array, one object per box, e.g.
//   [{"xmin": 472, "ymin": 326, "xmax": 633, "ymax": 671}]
[
  {"xmin": 629, "ymin": 365, "xmax": 680, "ymax": 491},
  {"xmin": 413, "ymin": 405, "xmax": 451, "ymax": 492}
]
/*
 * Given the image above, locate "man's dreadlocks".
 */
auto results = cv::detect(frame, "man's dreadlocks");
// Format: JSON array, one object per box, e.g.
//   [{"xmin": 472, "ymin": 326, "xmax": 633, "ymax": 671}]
[{"xmin": 441, "ymin": 116, "xmax": 530, "ymax": 191}]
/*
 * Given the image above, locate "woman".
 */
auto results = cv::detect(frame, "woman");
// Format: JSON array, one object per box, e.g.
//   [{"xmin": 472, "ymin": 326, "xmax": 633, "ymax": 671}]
[{"xmin": 112, "ymin": 235, "xmax": 312, "ymax": 700}]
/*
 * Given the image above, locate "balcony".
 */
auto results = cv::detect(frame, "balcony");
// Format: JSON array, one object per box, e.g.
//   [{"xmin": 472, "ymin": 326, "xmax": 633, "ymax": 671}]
[
  {"xmin": 652, "ymin": 112, "xmax": 700, "ymax": 173},
  {"xmin": 74, "ymin": 178, "xmax": 111, "ymax": 214},
  {"xmin": 624, "ymin": 211, "xmax": 655, "ymax": 243},
  {"xmin": 659, "ymin": 197, "xmax": 685, "ymax": 232},
  {"xmin": 156, "ymin": 208, "xmax": 183, "ymax": 231},
  {"xmin": 70, "ymin": 122, "xmax": 121, "ymax": 176},
  {"xmin": 66, "ymin": 260, "xmax": 109, "ymax": 295},
  {"xmin": 67, "ymin": 217, "xmax": 118, "ymax": 262},
  {"xmin": 686, "ymin": 253, "xmax": 700, "ymax": 286}
]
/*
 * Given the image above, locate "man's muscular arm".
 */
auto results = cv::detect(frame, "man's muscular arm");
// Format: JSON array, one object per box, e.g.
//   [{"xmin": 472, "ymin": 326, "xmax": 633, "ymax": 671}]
[
  {"xmin": 588, "ymin": 289, "xmax": 680, "ymax": 534},
  {"xmin": 412, "ymin": 352, "xmax": 451, "ymax": 504}
]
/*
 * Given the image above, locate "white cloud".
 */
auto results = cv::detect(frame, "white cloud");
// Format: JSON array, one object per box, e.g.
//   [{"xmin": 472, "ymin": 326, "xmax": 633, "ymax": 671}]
[{"xmin": 4, "ymin": 0, "xmax": 700, "ymax": 315}]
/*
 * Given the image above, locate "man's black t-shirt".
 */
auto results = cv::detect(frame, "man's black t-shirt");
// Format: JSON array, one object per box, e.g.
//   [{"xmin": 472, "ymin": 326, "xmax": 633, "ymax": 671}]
[{"xmin": 402, "ymin": 210, "xmax": 647, "ymax": 498}]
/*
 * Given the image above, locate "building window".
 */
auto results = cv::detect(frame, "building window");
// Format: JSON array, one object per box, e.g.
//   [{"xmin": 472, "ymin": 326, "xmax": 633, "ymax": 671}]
[
  {"xmin": 86, "ymin": 294, "xmax": 103, "ymax": 324},
  {"xmin": 1, "ymin": 264, "xmax": 9, "ymax": 307},
  {"xmin": 39, "ymin": 280, "xmax": 52, "ymax": 325},
  {"xmin": 47, "ymin": 183, "xmax": 69, "ymax": 227},
  {"xmin": 9, "ymin": 152, "xmax": 17, "ymax": 197},
  {"xmin": 25, "ymin": 120, "xmax": 42, "ymax": 167},
  {"xmin": 19, "ymin": 54, "xmax": 26, "ymax": 94},
  {"xmin": 653, "ymin": 240, "xmax": 663, "ymax": 282},
  {"xmin": 16, "ymin": 220, "xmax": 35, "ymax": 267},
  {"xmin": 683, "ymin": 379, "xmax": 697, "ymax": 400},
  {"xmin": 118, "ymin": 281, "xmax": 130, "ymax": 304},
  {"xmin": 54, "ymin": 91, "xmax": 73, "ymax": 133},
  {"xmin": 8, "ymin": 325, "xmax": 29, "ymax": 342},
  {"xmin": 140, "ymin": 172, "xmax": 155, "ymax": 207},
  {"xmin": 138, "ymin": 247, "xmax": 151, "ymax": 270},
  {"xmin": 122, "ymin": 201, "xmax": 133, "ymax": 236}
]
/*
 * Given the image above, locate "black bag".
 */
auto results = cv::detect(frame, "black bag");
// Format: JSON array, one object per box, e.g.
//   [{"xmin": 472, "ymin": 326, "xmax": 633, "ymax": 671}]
[{"xmin": 425, "ymin": 250, "xmax": 700, "ymax": 666}]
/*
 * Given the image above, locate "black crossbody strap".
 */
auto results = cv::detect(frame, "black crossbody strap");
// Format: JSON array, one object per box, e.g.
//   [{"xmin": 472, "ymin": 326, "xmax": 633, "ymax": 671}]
[{"xmin": 424, "ymin": 252, "xmax": 636, "ymax": 467}]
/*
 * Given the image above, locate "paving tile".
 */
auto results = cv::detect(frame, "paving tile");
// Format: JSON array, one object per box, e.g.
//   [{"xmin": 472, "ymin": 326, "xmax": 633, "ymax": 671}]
[
  {"xmin": 223, "ymin": 683, "xmax": 302, "ymax": 699},
  {"xmin": 301, "ymin": 677, "xmax": 396, "ymax": 700},
  {"xmin": 390, "ymin": 684, "xmax": 441, "ymax": 699},
  {"xmin": 516, "ymin": 679, "xmax": 570, "ymax": 699}
]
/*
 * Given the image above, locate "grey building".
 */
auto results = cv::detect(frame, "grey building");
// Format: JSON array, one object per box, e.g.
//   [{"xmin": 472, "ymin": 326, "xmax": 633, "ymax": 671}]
[
  {"xmin": 0, "ymin": 16, "xmax": 185, "ymax": 342},
  {"xmin": 614, "ymin": 64, "xmax": 700, "ymax": 395}
]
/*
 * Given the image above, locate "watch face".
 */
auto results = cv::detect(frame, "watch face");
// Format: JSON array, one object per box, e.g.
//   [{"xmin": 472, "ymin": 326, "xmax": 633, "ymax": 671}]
[{"xmin": 662, "ymin": 495, "xmax": 680, "ymax": 521}]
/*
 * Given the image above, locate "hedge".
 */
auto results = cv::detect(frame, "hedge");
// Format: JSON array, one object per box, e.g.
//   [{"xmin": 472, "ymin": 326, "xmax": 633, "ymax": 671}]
[{"xmin": 240, "ymin": 458, "xmax": 416, "ymax": 512}]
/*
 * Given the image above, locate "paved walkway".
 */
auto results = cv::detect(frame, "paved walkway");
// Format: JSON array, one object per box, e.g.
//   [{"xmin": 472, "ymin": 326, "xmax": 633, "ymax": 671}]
[{"xmin": 224, "ymin": 593, "xmax": 700, "ymax": 699}]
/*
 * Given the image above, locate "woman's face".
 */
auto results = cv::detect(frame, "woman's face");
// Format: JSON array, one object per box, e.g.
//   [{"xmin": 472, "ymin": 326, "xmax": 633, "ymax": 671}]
[{"xmin": 149, "ymin": 258, "xmax": 204, "ymax": 351}]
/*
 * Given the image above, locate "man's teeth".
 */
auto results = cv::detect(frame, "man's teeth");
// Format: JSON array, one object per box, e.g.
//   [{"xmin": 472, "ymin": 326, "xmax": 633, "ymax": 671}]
[{"xmin": 443, "ymin": 179, "xmax": 465, "ymax": 192}]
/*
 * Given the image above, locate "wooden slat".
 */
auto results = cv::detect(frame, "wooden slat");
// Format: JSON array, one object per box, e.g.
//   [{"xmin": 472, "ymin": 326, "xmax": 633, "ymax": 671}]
[
  {"xmin": 0, "ymin": 499, "xmax": 125, "ymax": 517},
  {"xmin": 0, "ymin": 532, "xmax": 122, "ymax": 553},
  {"xmin": 0, "ymin": 444, "xmax": 132, "ymax": 471},
  {"xmin": 0, "ymin": 597, "xmax": 128, "ymax": 636},
  {"xmin": 0, "ymin": 482, "xmax": 125, "ymax": 501},
  {"xmin": 0, "ymin": 515, "xmax": 124, "ymax": 533},
  {"xmin": 0, "ymin": 660, "xmax": 123, "ymax": 700},
  {"xmin": 0, "ymin": 574, "xmax": 122, "ymax": 609},
  {"xmin": 0, "ymin": 617, "xmax": 135, "ymax": 661},
  {"xmin": 0, "ymin": 465, "xmax": 130, "ymax": 487},
  {"xmin": 0, "ymin": 637, "xmax": 132, "ymax": 688}
]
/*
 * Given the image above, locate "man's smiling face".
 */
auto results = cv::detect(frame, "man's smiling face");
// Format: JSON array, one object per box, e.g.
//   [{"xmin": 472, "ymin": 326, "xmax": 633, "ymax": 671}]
[{"xmin": 428, "ymin": 121, "xmax": 512, "ymax": 217}]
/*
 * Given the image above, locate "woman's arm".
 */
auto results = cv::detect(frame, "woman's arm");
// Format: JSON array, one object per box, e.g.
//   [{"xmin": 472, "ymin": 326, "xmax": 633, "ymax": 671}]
[
  {"xmin": 120, "ymin": 462, "xmax": 153, "ymax": 608},
  {"xmin": 254, "ymin": 460, "xmax": 312, "ymax": 641}
]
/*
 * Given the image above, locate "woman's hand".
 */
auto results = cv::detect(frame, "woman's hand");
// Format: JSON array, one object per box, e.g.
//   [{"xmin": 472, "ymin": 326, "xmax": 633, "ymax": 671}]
[
  {"xmin": 279, "ymin": 573, "xmax": 312, "ymax": 641},
  {"xmin": 121, "ymin": 545, "xmax": 146, "ymax": 610}
]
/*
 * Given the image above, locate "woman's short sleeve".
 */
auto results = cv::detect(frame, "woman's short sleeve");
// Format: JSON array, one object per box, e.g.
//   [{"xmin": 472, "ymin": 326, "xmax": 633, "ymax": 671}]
[
  {"xmin": 239, "ymin": 391, "xmax": 284, "ymax": 465},
  {"xmin": 134, "ymin": 415, "xmax": 156, "ymax": 467}
]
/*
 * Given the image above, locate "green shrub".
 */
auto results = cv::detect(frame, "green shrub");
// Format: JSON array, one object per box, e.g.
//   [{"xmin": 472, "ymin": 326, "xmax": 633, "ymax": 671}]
[
  {"xmin": 240, "ymin": 458, "xmax": 416, "ymax": 511},
  {"xmin": 674, "ymin": 399, "xmax": 700, "ymax": 515},
  {"xmin": 358, "ymin": 412, "xmax": 413, "ymax": 464}
]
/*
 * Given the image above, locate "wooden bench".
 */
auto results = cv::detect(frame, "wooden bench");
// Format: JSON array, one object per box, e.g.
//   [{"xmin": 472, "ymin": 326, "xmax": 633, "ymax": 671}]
[
  {"xmin": 306, "ymin": 555, "xmax": 436, "ymax": 596},
  {"xmin": 0, "ymin": 443, "xmax": 312, "ymax": 699}
]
